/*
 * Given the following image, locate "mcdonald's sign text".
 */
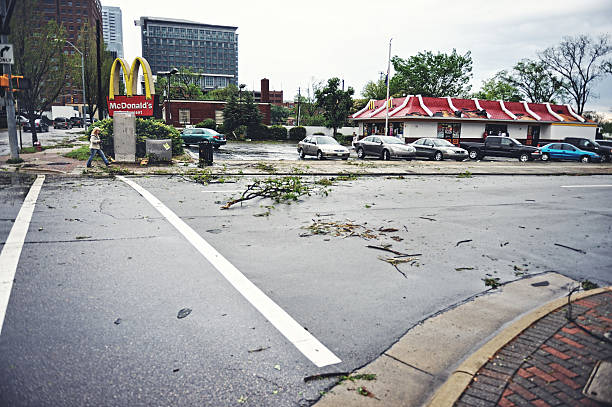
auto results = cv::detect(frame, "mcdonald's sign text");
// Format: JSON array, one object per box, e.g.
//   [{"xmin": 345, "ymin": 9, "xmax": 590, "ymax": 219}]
[
  {"xmin": 107, "ymin": 95, "xmax": 154, "ymax": 117},
  {"xmin": 107, "ymin": 57, "xmax": 157, "ymax": 117}
]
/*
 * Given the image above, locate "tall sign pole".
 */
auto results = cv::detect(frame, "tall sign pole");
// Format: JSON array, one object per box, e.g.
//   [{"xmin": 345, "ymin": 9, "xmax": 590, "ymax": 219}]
[
  {"xmin": 384, "ymin": 38, "xmax": 392, "ymax": 138},
  {"xmin": 1, "ymin": 0, "xmax": 18, "ymax": 160}
]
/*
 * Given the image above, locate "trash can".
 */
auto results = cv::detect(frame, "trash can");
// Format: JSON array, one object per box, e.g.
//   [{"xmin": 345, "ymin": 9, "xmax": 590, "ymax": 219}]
[{"xmin": 199, "ymin": 140, "xmax": 213, "ymax": 166}]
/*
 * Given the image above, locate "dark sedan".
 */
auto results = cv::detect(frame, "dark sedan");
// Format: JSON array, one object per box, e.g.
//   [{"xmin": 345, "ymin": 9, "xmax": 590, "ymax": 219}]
[
  {"xmin": 411, "ymin": 138, "xmax": 468, "ymax": 161},
  {"xmin": 354, "ymin": 135, "xmax": 416, "ymax": 160}
]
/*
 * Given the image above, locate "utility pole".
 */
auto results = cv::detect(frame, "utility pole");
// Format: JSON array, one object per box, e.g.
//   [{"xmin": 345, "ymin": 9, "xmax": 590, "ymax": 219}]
[
  {"xmin": 1, "ymin": 0, "xmax": 18, "ymax": 160},
  {"xmin": 95, "ymin": 20, "xmax": 103, "ymax": 120},
  {"xmin": 297, "ymin": 86, "xmax": 301, "ymax": 127},
  {"xmin": 384, "ymin": 38, "xmax": 392, "ymax": 138}
]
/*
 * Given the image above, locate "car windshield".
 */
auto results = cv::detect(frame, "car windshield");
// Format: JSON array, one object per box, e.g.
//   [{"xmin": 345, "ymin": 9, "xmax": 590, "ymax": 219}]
[
  {"xmin": 590, "ymin": 140, "xmax": 601, "ymax": 147},
  {"xmin": 432, "ymin": 139, "xmax": 454, "ymax": 147},
  {"xmin": 316, "ymin": 137, "xmax": 339, "ymax": 145},
  {"xmin": 380, "ymin": 136, "xmax": 404, "ymax": 144}
]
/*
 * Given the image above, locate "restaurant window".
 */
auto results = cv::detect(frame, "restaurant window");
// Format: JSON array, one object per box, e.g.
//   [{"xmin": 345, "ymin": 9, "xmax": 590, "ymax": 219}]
[
  {"xmin": 178, "ymin": 109, "xmax": 190, "ymax": 125},
  {"xmin": 392, "ymin": 122, "xmax": 403, "ymax": 136},
  {"xmin": 437, "ymin": 123, "xmax": 461, "ymax": 144}
]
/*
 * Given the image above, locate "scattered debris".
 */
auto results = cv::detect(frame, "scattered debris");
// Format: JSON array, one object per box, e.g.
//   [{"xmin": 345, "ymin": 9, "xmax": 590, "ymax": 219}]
[
  {"xmin": 391, "ymin": 236, "xmax": 403, "ymax": 242},
  {"xmin": 173, "ymin": 368, "xmax": 180, "ymax": 373},
  {"xmin": 113, "ymin": 318, "xmax": 122, "ymax": 325},
  {"xmin": 274, "ymin": 364, "xmax": 281, "ymax": 371},
  {"xmin": 419, "ymin": 216, "xmax": 436, "ymax": 222},
  {"xmin": 525, "ymin": 199, "xmax": 536, "ymax": 202},
  {"xmin": 237, "ymin": 396, "xmax": 248, "ymax": 403},
  {"xmin": 457, "ymin": 170, "xmax": 472, "ymax": 178},
  {"xmin": 339, "ymin": 373, "xmax": 377, "ymax": 383},
  {"xmin": 378, "ymin": 227, "xmax": 399, "ymax": 233},
  {"xmin": 366, "ymin": 245, "xmax": 421, "ymax": 257},
  {"xmin": 456, "ymin": 239, "xmax": 472, "ymax": 247},
  {"xmin": 483, "ymin": 277, "xmax": 501, "ymax": 289},
  {"xmin": 75, "ymin": 236, "xmax": 91, "ymax": 240},
  {"xmin": 581, "ymin": 280, "xmax": 599, "ymax": 290},
  {"xmin": 455, "ymin": 267, "xmax": 474, "ymax": 271},
  {"xmin": 531, "ymin": 281, "xmax": 550, "ymax": 287},
  {"xmin": 554, "ymin": 243, "xmax": 586, "ymax": 254},
  {"xmin": 378, "ymin": 256, "xmax": 419, "ymax": 278},
  {"xmin": 177, "ymin": 308, "xmax": 192, "ymax": 319},
  {"xmin": 301, "ymin": 220, "xmax": 376, "ymax": 239},
  {"xmin": 518, "ymin": 226, "xmax": 526, "ymax": 229},
  {"xmin": 357, "ymin": 386, "xmax": 375, "ymax": 398},
  {"xmin": 248, "ymin": 346, "xmax": 270, "ymax": 353},
  {"xmin": 38, "ymin": 227, "xmax": 43, "ymax": 231},
  {"xmin": 500, "ymin": 242, "xmax": 509, "ymax": 247},
  {"xmin": 254, "ymin": 162, "xmax": 277, "ymax": 173},
  {"xmin": 303, "ymin": 372, "xmax": 350, "ymax": 382}
]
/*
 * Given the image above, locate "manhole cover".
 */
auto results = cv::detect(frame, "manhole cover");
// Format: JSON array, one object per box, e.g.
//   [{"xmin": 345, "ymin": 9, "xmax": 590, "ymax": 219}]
[{"xmin": 583, "ymin": 360, "xmax": 612, "ymax": 403}]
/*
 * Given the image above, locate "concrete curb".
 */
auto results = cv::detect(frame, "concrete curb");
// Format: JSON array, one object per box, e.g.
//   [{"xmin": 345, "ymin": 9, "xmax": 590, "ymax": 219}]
[{"xmin": 425, "ymin": 286, "xmax": 612, "ymax": 407}]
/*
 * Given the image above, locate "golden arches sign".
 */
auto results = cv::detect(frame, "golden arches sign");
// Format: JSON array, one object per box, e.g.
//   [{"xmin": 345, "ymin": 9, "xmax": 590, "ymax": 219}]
[{"xmin": 108, "ymin": 57, "xmax": 155, "ymax": 100}]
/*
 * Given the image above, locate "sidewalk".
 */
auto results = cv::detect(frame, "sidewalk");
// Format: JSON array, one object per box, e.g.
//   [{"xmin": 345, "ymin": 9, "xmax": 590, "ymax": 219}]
[{"xmin": 2, "ymin": 145, "xmax": 612, "ymax": 176}]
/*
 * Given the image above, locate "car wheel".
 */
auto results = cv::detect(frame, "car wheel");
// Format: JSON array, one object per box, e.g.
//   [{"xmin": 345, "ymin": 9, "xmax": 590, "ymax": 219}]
[
  {"xmin": 298, "ymin": 148, "xmax": 305, "ymax": 159},
  {"xmin": 580, "ymin": 155, "xmax": 590, "ymax": 163},
  {"xmin": 357, "ymin": 147, "xmax": 365, "ymax": 159},
  {"xmin": 518, "ymin": 153, "xmax": 529, "ymax": 162},
  {"xmin": 433, "ymin": 151, "xmax": 443, "ymax": 161},
  {"xmin": 541, "ymin": 153, "xmax": 550, "ymax": 162},
  {"xmin": 317, "ymin": 150, "xmax": 324, "ymax": 160},
  {"xmin": 213, "ymin": 145, "xmax": 220, "ymax": 150},
  {"xmin": 381, "ymin": 149, "xmax": 391, "ymax": 160},
  {"xmin": 602, "ymin": 154, "xmax": 610, "ymax": 163},
  {"xmin": 468, "ymin": 149, "xmax": 479, "ymax": 160}
]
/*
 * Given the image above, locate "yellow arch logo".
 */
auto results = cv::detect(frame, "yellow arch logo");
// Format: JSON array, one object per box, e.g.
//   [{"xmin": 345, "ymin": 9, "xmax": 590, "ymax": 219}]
[{"xmin": 108, "ymin": 57, "xmax": 155, "ymax": 100}]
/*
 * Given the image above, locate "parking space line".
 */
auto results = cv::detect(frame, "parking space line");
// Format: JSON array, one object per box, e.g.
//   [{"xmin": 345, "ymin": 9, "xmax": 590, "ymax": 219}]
[
  {"xmin": 0, "ymin": 175, "xmax": 45, "ymax": 335},
  {"xmin": 561, "ymin": 185, "xmax": 612, "ymax": 188},
  {"xmin": 117, "ymin": 176, "xmax": 342, "ymax": 368}
]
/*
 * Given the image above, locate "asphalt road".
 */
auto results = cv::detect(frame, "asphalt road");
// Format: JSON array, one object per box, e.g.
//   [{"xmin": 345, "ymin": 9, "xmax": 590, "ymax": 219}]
[
  {"xmin": 0, "ymin": 174, "xmax": 610, "ymax": 406},
  {"xmin": 0, "ymin": 127, "xmax": 81, "ymax": 156}
]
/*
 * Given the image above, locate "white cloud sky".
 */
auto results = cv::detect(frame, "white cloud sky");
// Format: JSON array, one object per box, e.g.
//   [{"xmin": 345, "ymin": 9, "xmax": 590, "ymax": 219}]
[{"xmin": 102, "ymin": 0, "xmax": 612, "ymax": 112}]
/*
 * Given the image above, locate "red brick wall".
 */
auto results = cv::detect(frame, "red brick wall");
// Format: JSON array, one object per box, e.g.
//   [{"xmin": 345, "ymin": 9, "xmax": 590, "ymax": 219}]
[{"xmin": 166, "ymin": 100, "xmax": 271, "ymax": 127}]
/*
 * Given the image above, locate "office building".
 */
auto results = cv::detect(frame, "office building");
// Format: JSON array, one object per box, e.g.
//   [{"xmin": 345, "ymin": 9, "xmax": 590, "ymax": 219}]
[
  {"xmin": 136, "ymin": 16, "xmax": 238, "ymax": 90},
  {"xmin": 102, "ymin": 6, "xmax": 123, "ymax": 58},
  {"xmin": 40, "ymin": 0, "xmax": 102, "ymax": 105}
]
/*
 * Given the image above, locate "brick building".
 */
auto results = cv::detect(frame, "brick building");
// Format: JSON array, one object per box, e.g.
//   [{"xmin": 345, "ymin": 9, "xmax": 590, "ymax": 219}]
[
  {"xmin": 253, "ymin": 78, "xmax": 283, "ymax": 105},
  {"xmin": 165, "ymin": 100, "xmax": 271, "ymax": 128}
]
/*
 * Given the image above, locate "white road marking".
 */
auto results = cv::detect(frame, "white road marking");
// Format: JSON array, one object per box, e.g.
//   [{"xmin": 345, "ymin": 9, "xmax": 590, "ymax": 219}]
[
  {"xmin": 561, "ymin": 185, "xmax": 612, "ymax": 188},
  {"xmin": 117, "ymin": 176, "xmax": 341, "ymax": 367},
  {"xmin": 0, "ymin": 175, "xmax": 45, "ymax": 335}
]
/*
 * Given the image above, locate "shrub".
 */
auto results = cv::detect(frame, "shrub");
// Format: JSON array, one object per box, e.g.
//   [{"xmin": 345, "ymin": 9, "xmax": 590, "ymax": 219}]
[
  {"xmin": 269, "ymin": 125, "xmax": 288, "ymax": 140},
  {"xmin": 195, "ymin": 118, "xmax": 217, "ymax": 130},
  {"xmin": 289, "ymin": 126, "xmax": 306, "ymax": 141},
  {"xmin": 87, "ymin": 118, "xmax": 183, "ymax": 158},
  {"xmin": 334, "ymin": 133, "xmax": 347, "ymax": 145},
  {"xmin": 247, "ymin": 124, "xmax": 270, "ymax": 140}
]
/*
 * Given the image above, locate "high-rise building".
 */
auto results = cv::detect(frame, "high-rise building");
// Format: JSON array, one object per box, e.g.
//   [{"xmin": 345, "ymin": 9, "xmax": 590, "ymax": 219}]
[
  {"xmin": 40, "ymin": 0, "xmax": 102, "ymax": 105},
  {"xmin": 136, "ymin": 17, "xmax": 238, "ymax": 90},
  {"xmin": 102, "ymin": 6, "xmax": 123, "ymax": 59}
]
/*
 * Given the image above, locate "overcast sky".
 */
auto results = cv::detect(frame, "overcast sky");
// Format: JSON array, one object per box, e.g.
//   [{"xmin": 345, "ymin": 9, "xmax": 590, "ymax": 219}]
[{"xmin": 102, "ymin": 0, "xmax": 612, "ymax": 113}]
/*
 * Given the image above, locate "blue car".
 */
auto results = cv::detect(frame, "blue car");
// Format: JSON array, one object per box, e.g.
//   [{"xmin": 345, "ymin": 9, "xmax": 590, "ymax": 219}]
[{"xmin": 539, "ymin": 143, "xmax": 600, "ymax": 163}]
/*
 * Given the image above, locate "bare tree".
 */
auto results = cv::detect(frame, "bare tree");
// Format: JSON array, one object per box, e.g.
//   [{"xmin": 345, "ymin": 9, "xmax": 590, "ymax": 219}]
[{"xmin": 540, "ymin": 34, "xmax": 612, "ymax": 114}]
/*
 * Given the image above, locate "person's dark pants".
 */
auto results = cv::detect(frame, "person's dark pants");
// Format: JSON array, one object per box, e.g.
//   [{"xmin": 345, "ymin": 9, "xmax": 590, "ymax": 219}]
[{"xmin": 86, "ymin": 148, "xmax": 109, "ymax": 167}]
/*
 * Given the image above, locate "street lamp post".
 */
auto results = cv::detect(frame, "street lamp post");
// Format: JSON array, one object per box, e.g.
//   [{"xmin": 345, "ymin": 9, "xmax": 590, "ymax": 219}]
[
  {"xmin": 159, "ymin": 68, "xmax": 179, "ymax": 125},
  {"xmin": 65, "ymin": 40, "xmax": 88, "ymax": 125},
  {"xmin": 384, "ymin": 38, "xmax": 392, "ymax": 138}
]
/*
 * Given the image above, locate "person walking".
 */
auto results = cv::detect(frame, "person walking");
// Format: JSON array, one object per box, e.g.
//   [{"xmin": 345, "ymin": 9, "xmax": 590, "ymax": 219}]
[{"xmin": 86, "ymin": 127, "xmax": 110, "ymax": 168}]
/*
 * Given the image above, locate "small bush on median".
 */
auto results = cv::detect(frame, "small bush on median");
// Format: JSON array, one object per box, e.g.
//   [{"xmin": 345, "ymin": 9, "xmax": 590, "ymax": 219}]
[
  {"xmin": 269, "ymin": 125, "xmax": 288, "ymax": 140},
  {"xmin": 289, "ymin": 126, "xmax": 306, "ymax": 141},
  {"xmin": 195, "ymin": 118, "xmax": 217, "ymax": 130}
]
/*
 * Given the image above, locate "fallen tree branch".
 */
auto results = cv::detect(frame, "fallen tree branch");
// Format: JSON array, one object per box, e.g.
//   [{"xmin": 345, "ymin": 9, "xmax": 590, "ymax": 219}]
[{"xmin": 366, "ymin": 245, "xmax": 421, "ymax": 257}]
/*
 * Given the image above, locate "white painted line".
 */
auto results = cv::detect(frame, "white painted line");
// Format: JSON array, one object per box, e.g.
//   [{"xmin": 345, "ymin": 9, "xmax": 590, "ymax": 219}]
[
  {"xmin": 117, "ymin": 176, "xmax": 341, "ymax": 367},
  {"xmin": 561, "ymin": 185, "xmax": 612, "ymax": 188},
  {"xmin": 0, "ymin": 175, "xmax": 45, "ymax": 335}
]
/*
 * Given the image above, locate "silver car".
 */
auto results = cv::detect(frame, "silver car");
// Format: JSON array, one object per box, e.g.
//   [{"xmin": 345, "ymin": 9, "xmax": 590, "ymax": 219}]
[
  {"xmin": 411, "ymin": 138, "xmax": 468, "ymax": 161},
  {"xmin": 354, "ymin": 135, "xmax": 416, "ymax": 160},
  {"xmin": 297, "ymin": 136, "xmax": 350, "ymax": 160}
]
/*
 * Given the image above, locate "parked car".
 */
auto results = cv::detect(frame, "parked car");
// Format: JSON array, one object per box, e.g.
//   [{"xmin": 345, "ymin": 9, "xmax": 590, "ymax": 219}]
[
  {"xmin": 594, "ymin": 139, "xmax": 612, "ymax": 148},
  {"xmin": 53, "ymin": 117, "xmax": 72, "ymax": 129},
  {"xmin": 298, "ymin": 135, "xmax": 350, "ymax": 160},
  {"xmin": 539, "ymin": 143, "xmax": 600, "ymax": 163},
  {"xmin": 69, "ymin": 116, "xmax": 84, "ymax": 128},
  {"xmin": 22, "ymin": 119, "xmax": 49, "ymax": 132},
  {"xmin": 411, "ymin": 138, "xmax": 468, "ymax": 161},
  {"xmin": 461, "ymin": 136, "xmax": 541, "ymax": 162},
  {"xmin": 16, "ymin": 115, "xmax": 28, "ymax": 125},
  {"xmin": 180, "ymin": 127, "xmax": 227, "ymax": 149},
  {"xmin": 563, "ymin": 137, "xmax": 611, "ymax": 162},
  {"xmin": 353, "ymin": 135, "xmax": 415, "ymax": 160}
]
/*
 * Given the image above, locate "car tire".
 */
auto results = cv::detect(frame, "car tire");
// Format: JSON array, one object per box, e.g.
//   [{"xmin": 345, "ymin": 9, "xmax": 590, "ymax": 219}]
[
  {"xmin": 518, "ymin": 153, "xmax": 529, "ymax": 162},
  {"xmin": 602, "ymin": 154, "xmax": 610, "ymax": 163},
  {"xmin": 433, "ymin": 151, "xmax": 443, "ymax": 161},
  {"xmin": 381, "ymin": 149, "xmax": 391, "ymax": 160},
  {"xmin": 468, "ymin": 149, "xmax": 479, "ymax": 160},
  {"xmin": 317, "ymin": 150, "xmax": 324, "ymax": 160},
  {"xmin": 541, "ymin": 153, "xmax": 550, "ymax": 162},
  {"xmin": 357, "ymin": 147, "xmax": 365, "ymax": 159},
  {"xmin": 580, "ymin": 155, "xmax": 590, "ymax": 163}
]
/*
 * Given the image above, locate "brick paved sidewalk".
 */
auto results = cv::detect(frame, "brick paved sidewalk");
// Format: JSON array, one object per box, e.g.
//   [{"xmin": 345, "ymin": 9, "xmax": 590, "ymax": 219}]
[{"xmin": 456, "ymin": 291, "xmax": 612, "ymax": 406}]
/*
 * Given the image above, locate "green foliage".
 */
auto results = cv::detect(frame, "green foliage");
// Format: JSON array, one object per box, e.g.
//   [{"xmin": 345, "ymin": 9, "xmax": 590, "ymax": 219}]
[
  {"xmin": 195, "ymin": 118, "xmax": 217, "ymax": 130},
  {"xmin": 203, "ymin": 84, "xmax": 238, "ymax": 101},
  {"xmin": 472, "ymin": 74, "xmax": 521, "ymax": 101},
  {"xmin": 581, "ymin": 280, "xmax": 599, "ymax": 290},
  {"xmin": 334, "ymin": 134, "xmax": 347, "ymax": 145},
  {"xmin": 300, "ymin": 114, "xmax": 326, "ymax": 126},
  {"xmin": 223, "ymin": 91, "xmax": 263, "ymax": 135},
  {"xmin": 457, "ymin": 170, "xmax": 473, "ymax": 178},
  {"xmin": 269, "ymin": 125, "xmax": 288, "ymax": 140},
  {"xmin": 392, "ymin": 49, "xmax": 473, "ymax": 97},
  {"xmin": 483, "ymin": 277, "xmax": 501, "ymax": 289},
  {"xmin": 271, "ymin": 105, "xmax": 290, "ymax": 125},
  {"xmin": 362, "ymin": 77, "xmax": 403, "ymax": 100},
  {"xmin": 87, "ymin": 118, "xmax": 183, "ymax": 158},
  {"xmin": 246, "ymin": 123, "xmax": 270, "ymax": 140},
  {"xmin": 64, "ymin": 145, "xmax": 92, "ymax": 161},
  {"xmin": 315, "ymin": 77, "xmax": 355, "ymax": 136},
  {"xmin": 503, "ymin": 59, "xmax": 566, "ymax": 103},
  {"xmin": 289, "ymin": 126, "xmax": 306, "ymax": 141}
]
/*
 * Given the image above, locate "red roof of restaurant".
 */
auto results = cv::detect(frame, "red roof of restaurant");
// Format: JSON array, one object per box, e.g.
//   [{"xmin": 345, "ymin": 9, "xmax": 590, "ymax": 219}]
[{"xmin": 351, "ymin": 96, "xmax": 587, "ymax": 123}]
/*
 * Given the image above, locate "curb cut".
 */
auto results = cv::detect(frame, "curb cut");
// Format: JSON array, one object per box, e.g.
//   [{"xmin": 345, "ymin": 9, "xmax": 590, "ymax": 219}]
[{"xmin": 426, "ymin": 286, "xmax": 612, "ymax": 407}]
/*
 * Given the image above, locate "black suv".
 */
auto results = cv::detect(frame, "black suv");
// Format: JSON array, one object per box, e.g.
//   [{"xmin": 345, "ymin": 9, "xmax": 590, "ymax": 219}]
[
  {"xmin": 564, "ymin": 137, "xmax": 611, "ymax": 162},
  {"xmin": 54, "ymin": 117, "xmax": 72, "ymax": 129},
  {"xmin": 69, "ymin": 117, "xmax": 84, "ymax": 128}
]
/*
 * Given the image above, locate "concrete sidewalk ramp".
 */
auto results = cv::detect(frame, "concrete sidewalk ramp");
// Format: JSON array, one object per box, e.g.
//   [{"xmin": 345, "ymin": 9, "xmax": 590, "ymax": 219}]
[{"xmin": 315, "ymin": 272, "xmax": 576, "ymax": 407}]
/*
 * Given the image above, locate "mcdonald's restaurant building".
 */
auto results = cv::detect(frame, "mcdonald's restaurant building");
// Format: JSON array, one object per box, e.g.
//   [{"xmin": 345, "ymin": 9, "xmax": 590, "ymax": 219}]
[{"xmin": 351, "ymin": 96, "xmax": 597, "ymax": 146}]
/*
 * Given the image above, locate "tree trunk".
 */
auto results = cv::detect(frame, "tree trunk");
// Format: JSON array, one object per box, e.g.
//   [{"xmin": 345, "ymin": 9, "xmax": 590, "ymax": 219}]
[{"xmin": 29, "ymin": 118, "xmax": 38, "ymax": 145}]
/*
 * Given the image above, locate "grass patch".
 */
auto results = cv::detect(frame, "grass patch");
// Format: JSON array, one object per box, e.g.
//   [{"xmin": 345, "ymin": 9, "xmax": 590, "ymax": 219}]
[
  {"xmin": 457, "ymin": 170, "xmax": 473, "ymax": 178},
  {"xmin": 483, "ymin": 277, "xmax": 501, "ymax": 289},
  {"xmin": 254, "ymin": 162, "xmax": 277, "ymax": 173},
  {"xmin": 63, "ymin": 145, "xmax": 92, "ymax": 161},
  {"xmin": 581, "ymin": 280, "xmax": 599, "ymax": 290},
  {"xmin": 6, "ymin": 157, "xmax": 24, "ymax": 164}
]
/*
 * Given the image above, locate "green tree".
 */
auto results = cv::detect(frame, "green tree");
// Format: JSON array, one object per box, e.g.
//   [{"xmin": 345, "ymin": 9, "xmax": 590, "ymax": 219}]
[
  {"xmin": 540, "ymin": 34, "xmax": 612, "ymax": 114},
  {"xmin": 315, "ymin": 77, "xmax": 355, "ymax": 136},
  {"xmin": 10, "ymin": 0, "xmax": 68, "ymax": 145},
  {"xmin": 501, "ymin": 60, "xmax": 565, "ymax": 103},
  {"xmin": 362, "ymin": 76, "xmax": 403, "ymax": 100},
  {"xmin": 271, "ymin": 104, "xmax": 290, "ymax": 125},
  {"xmin": 472, "ymin": 73, "xmax": 522, "ymax": 101},
  {"xmin": 392, "ymin": 49, "xmax": 473, "ymax": 97},
  {"xmin": 222, "ymin": 91, "xmax": 262, "ymax": 136},
  {"xmin": 203, "ymin": 84, "xmax": 239, "ymax": 101}
]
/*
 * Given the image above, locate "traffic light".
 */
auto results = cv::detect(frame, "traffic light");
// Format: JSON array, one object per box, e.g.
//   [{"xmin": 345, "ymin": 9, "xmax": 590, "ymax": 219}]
[
  {"xmin": 0, "ymin": 75, "xmax": 8, "ymax": 88},
  {"xmin": 11, "ymin": 76, "xmax": 31, "ymax": 90}
]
